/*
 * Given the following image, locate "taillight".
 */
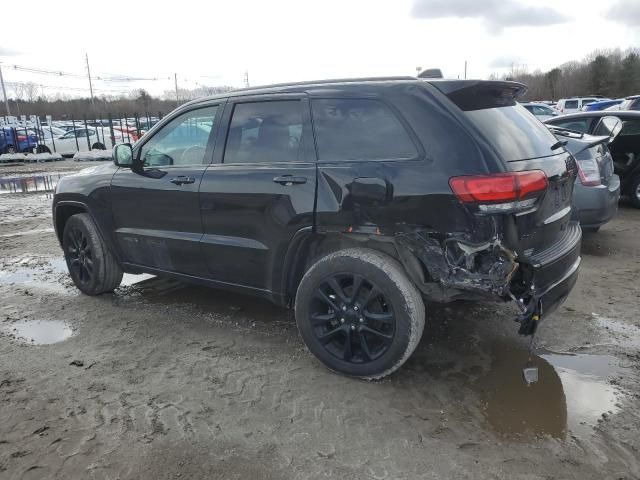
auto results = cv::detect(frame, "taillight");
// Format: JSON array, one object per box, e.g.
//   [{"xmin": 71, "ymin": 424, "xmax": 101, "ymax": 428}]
[
  {"xmin": 17, "ymin": 135, "xmax": 27, "ymax": 141},
  {"xmin": 449, "ymin": 170, "xmax": 548, "ymax": 213},
  {"xmin": 575, "ymin": 158, "xmax": 601, "ymax": 186}
]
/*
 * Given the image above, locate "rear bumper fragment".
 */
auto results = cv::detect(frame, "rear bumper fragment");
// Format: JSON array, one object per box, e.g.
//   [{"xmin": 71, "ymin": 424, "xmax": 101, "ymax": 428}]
[{"xmin": 516, "ymin": 221, "xmax": 582, "ymax": 334}]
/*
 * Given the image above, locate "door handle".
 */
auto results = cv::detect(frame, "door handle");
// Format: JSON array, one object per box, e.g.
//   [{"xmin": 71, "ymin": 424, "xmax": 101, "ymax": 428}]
[
  {"xmin": 273, "ymin": 175, "xmax": 307, "ymax": 186},
  {"xmin": 170, "ymin": 176, "xmax": 196, "ymax": 185}
]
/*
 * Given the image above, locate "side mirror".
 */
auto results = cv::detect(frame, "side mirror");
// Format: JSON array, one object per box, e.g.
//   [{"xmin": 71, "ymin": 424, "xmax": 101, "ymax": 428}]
[
  {"xmin": 113, "ymin": 143, "xmax": 133, "ymax": 167},
  {"xmin": 594, "ymin": 116, "xmax": 623, "ymax": 143}
]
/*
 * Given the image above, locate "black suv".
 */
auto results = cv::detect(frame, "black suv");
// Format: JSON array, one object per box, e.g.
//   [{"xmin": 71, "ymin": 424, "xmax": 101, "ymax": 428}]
[{"xmin": 53, "ymin": 78, "xmax": 581, "ymax": 379}]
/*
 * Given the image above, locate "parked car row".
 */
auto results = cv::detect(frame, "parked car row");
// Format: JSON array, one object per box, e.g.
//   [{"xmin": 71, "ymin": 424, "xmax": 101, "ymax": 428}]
[{"xmin": 545, "ymin": 111, "xmax": 640, "ymax": 208}]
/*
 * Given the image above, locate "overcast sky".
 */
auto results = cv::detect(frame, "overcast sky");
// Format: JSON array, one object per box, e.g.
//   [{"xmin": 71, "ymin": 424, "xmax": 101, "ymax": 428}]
[{"xmin": 1, "ymin": 0, "xmax": 638, "ymax": 98}]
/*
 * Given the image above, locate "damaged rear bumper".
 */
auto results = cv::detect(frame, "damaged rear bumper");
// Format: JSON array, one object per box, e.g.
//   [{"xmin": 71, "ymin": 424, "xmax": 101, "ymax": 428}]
[
  {"xmin": 394, "ymin": 220, "xmax": 581, "ymax": 334},
  {"xmin": 515, "ymin": 221, "xmax": 581, "ymax": 333}
]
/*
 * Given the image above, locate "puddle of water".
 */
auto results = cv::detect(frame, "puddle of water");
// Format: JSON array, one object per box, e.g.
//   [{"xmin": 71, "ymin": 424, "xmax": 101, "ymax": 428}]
[
  {"xmin": 0, "ymin": 173, "xmax": 66, "ymax": 194},
  {"xmin": 476, "ymin": 341, "xmax": 621, "ymax": 439},
  {"xmin": 0, "ymin": 256, "xmax": 153, "ymax": 293},
  {"xmin": 121, "ymin": 273, "xmax": 155, "ymax": 287},
  {"xmin": 3, "ymin": 320, "xmax": 73, "ymax": 345}
]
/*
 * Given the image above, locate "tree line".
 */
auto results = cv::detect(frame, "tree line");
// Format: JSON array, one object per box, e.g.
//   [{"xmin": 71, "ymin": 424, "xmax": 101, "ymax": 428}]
[
  {"xmin": 491, "ymin": 48, "xmax": 640, "ymax": 101},
  {"xmin": 1, "ymin": 86, "xmax": 234, "ymax": 120}
]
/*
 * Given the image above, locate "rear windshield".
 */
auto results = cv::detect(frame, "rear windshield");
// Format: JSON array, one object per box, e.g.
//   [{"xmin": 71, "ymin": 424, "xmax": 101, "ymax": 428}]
[{"xmin": 464, "ymin": 103, "xmax": 560, "ymax": 161}]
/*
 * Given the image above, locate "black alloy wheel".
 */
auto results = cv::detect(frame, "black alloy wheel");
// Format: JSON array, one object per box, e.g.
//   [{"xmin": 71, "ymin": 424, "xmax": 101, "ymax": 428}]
[
  {"xmin": 310, "ymin": 273, "xmax": 396, "ymax": 364},
  {"xmin": 64, "ymin": 226, "xmax": 94, "ymax": 286},
  {"xmin": 296, "ymin": 248, "xmax": 425, "ymax": 379}
]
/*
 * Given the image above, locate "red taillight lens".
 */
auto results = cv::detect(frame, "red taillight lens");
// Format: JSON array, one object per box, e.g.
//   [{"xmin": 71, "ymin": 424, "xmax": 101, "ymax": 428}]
[
  {"xmin": 17, "ymin": 135, "xmax": 27, "ymax": 141},
  {"xmin": 449, "ymin": 170, "xmax": 548, "ymax": 205},
  {"xmin": 575, "ymin": 158, "xmax": 601, "ymax": 186}
]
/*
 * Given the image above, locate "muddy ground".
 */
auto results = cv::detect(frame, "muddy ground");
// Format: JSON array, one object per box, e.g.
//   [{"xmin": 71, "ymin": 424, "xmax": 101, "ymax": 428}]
[{"xmin": 0, "ymin": 160, "xmax": 639, "ymax": 479}]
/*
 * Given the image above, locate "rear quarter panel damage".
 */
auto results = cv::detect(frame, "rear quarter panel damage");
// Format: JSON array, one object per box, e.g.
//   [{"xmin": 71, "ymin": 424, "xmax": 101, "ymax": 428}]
[{"xmin": 313, "ymin": 159, "xmax": 519, "ymax": 303}]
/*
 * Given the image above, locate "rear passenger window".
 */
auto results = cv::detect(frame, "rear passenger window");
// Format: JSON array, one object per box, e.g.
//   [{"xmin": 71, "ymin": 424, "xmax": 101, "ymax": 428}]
[
  {"xmin": 564, "ymin": 100, "xmax": 579, "ymax": 109},
  {"xmin": 311, "ymin": 98, "xmax": 417, "ymax": 161},
  {"xmin": 224, "ymin": 101, "xmax": 303, "ymax": 164}
]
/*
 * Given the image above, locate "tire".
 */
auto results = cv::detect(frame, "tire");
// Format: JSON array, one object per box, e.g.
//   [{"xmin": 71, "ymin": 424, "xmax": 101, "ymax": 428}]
[
  {"xmin": 36, "ymin": 145, "xmax": 51, "ymax": 154},
  {"xmin": 582, "ymin": 226, "xmax": 600, "ymax": 234},
  {"xmin": 629, "ymin": 174, "xmax": 640, "ymax": 209},
  {"xmin": 91, "ymin": 142, "xmax": 106, "ymax": 150},
  {"xmin": 62, "ymin": 213, "xmax": 123, "ymax": 295},
  {"xmin": 295, "ymin": 248, "xmax": 425, "ymax": 380},
  {"xmin": 3, "ymin": 145, "xmax": 16, "ymax": 154}
]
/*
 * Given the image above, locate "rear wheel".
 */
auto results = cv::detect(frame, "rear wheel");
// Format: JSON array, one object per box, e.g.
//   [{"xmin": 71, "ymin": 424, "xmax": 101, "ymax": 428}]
[
  {"xmin": 36, "ymin": 145, "xmax": 51, "ymax": 154},
  {"xmin": 62, "ymin": 213, "xmax": 123, "ymax": 295},
  {"xmin": 295, "ymin": 248, "xmax": 425, "ymax": 379},
  {"xmin": 91, "ymin": 142, "xmax": 106, "ymax": 150},
  {"xmin": 3, "ymin": 145, "xmax": 16, "ymax": 154},
  {"xmin": 630, "ymin": 174, "xmax": 640, "ymax": 209}
]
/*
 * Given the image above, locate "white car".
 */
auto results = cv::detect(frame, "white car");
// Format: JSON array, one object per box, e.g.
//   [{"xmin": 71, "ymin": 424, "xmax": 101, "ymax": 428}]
[
  {"xmin": 42, "ymin": 126, "xmax": 126, "ymax": 156},
  {"xmin": 34, "ymin": 125, "xmax": 67, "ymax": 141},
  {"xmin": 521, "ymin": 102, "xmax": 559, "ymax": 121},
  {"xmin": 555, "ymin": 97, "xmax": 602, "ymax": 114}
]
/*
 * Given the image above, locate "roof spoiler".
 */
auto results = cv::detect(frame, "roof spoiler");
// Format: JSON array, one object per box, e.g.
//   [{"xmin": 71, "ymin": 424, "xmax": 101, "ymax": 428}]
[{"xmin": 426, "ymin": 80, "xmax": 528, "ymax": 111}]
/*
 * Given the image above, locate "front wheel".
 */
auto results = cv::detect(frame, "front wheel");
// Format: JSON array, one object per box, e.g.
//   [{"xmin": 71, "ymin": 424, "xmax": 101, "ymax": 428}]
[
  {"xmin": 91, "ymin": 142, "xmax": 106, "ymax": 150},
  {"xmin": 629, "ymin": 174, "xmax": 640, "ymax": 209},
  {"xmin": 62, "ymin": 213, "xmax": 123, "ymax": 295},
  {"xmin": 295, "ymin": 248, "xmax": 425, "ymax": 379}
]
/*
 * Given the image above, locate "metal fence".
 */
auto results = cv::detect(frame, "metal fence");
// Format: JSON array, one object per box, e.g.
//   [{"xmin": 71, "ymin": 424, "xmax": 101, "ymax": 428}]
[{"xmin": 0, "ymin": 111, "xmax": 164, "ymax": 157}]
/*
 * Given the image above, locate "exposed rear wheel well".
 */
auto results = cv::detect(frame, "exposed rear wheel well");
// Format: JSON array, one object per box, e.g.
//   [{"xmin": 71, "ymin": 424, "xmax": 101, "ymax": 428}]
[
  {"xmin": 284, "ymin": 232, "xmax": 404, "ymax": 305},
  {"xmin": 55, "ymin": 204, "xmax": 87, "ymax": 244}
]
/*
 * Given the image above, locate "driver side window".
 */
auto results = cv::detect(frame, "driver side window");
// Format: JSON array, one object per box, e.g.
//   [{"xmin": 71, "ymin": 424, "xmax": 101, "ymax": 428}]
[{"xmin": 140, "ymin": 106, "xmax": 218, "ymax": 167}]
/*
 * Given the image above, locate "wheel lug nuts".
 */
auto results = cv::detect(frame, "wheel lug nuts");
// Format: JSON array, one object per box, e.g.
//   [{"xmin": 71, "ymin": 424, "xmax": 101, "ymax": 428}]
[
  {"xmin": 359, "ymin": 318, "xmax": 364, "ymax": 323},
  {"xmin": 350, "ymin": 325, "xmax": 356, "ymax": 330},
  {"xmin": 354, "ymin": 306, "xmax": 359, "ymax": 311},
  {"xmin": 340, "ymin": 318, "xmax": 345, "ymax": 323},
  {"xmin": 342, "ymin": 306, "xmax": 347, "ymax": 311}
]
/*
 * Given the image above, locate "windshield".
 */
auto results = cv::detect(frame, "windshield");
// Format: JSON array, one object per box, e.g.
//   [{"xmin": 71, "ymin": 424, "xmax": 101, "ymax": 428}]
[{"xmin": 465, "ymin": 103, "xmax": 561, "ymax": 161}]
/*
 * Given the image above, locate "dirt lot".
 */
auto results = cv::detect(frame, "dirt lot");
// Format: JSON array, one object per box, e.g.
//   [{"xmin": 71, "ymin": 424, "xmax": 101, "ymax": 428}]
[{"xmin": 0, "ymin": 160, "xmax": 639, "ymax": 479}]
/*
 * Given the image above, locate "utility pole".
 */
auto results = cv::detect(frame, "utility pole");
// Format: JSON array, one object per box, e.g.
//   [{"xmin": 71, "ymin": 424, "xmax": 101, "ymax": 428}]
[
  {"xmin": 0, "ymin": 63, "xmax": 11, "ymax": 116},
  {"xmin": 464, "ymin": 60, "xmax": 467, "ymax": 79},
  {"xmin": 174, "ymin": 73, "xmax": 179, "ymax": 106},
  {"xmin": 85, "ymin": 53, "xmax": 96, "ymax": 114}
]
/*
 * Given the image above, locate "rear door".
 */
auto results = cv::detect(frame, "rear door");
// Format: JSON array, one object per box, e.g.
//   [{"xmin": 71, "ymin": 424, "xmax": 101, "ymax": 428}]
[
  {"xmin": 199, "ymin": 95, "xmax": 316, "ymax": 293},
  {"xmin": 110, "ymin": 105, "xmax": 221, "ymax": 276},
  {"xmin": 595, "ymin": 117, "xmax": 640, "ymax": 178}
]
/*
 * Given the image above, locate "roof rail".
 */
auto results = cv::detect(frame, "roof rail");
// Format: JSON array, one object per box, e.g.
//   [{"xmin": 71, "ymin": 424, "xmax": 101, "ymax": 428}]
[{"xmin": 230, "ymin": 76, "xmax": 416, "ymax": 93}]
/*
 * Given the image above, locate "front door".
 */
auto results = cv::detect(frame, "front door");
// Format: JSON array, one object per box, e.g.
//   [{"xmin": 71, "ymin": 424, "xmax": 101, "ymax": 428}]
[
  {"xmin": 111, "ymin": 105, "xmax": 221, "ymax": 276},
  {"xmin": 199, "ymin": 96, "xmax": 316, "ymax": 294}
]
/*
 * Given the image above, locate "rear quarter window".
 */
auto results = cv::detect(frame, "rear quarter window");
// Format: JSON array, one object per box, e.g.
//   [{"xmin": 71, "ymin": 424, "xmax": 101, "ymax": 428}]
[
  {"xmin": 311, "ymin": 98, "xmax": 417, "ymax": 161},
  {"xmin": 464, "ymin": 103, "xmax": 559, "ymax": 161},
  {"xmin": 564, "ymin": 100, "xmax": 579, "ymax": 109}
]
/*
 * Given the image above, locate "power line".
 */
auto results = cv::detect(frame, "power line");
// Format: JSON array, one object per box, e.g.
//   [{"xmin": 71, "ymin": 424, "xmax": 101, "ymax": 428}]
[
  {"xmin": 7, "ymin": 63, "xmax": 226, "ymax": 85},
  {"xmin": 7, "ymin": 64, "xmax": 86, "ymax": 78},
  {"xmin": 4, "ymin": 81, "xmax": 131, "ymax": 95},
  {"xmin": 7, "ymin": 63, "xmax": 172, "ymax": 83}
]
